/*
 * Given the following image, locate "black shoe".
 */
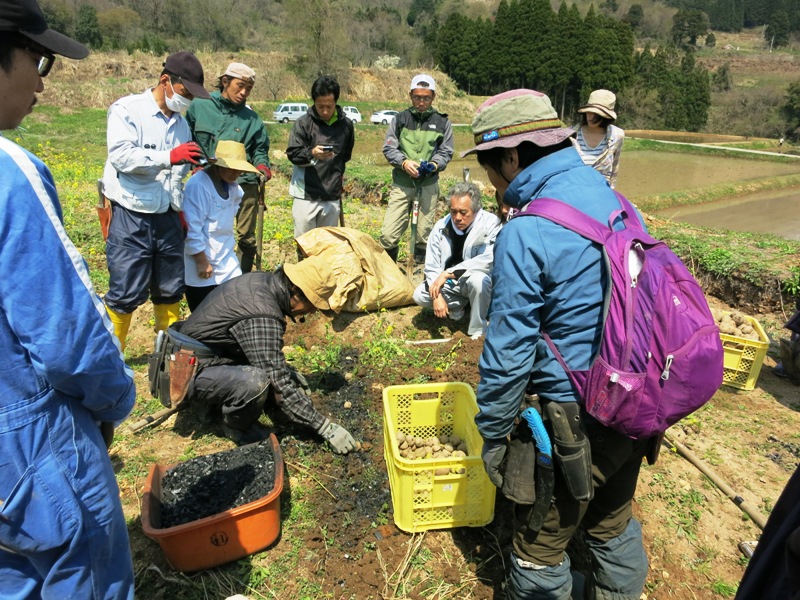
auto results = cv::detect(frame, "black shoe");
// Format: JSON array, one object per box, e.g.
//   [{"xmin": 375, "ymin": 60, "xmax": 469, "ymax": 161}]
[
  {"xmin": 222, "ymin": 422, "xmax": 271, "ymax": 445},
  {"xmin": 774, "ymin": 363, "xmax": 788, "ymax": 379},
  {"xmin": 385, "ymin": 247, "xmax": 399, "ymax": 262},
  {"xmin": 413, "ymin": 252, "xmax": 426, "ymax": 265}
]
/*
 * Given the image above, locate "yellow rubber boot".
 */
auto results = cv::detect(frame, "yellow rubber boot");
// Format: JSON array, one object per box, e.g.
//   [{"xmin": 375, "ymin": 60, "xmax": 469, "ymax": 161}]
[
  {"xmin": 105, "ymin": 305, "xmax": 132, "ymax": 353},
  {"xmin": 153, "ymin": 302, "xmax": 181, "ymax": 332}
]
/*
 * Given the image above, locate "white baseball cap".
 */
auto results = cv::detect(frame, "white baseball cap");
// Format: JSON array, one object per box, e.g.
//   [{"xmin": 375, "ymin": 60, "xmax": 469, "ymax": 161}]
[{"xmin": 410, "ymin": 74, "xmax": 436, "ymax": 93}]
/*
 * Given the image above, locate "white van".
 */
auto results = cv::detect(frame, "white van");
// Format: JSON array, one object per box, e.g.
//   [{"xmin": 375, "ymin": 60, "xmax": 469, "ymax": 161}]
[{"xmin": 272, "ymin": 103, "xmax": 309, "ymax": 123}]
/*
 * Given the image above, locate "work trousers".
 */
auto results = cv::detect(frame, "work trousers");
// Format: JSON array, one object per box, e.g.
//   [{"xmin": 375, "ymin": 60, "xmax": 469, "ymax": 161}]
[
  {"xmin": 104, "ymin": 203, "xmax": 184, "ymax": 313},
  {"xmin": 412, "ymin": 271, "xmax": 491, "ymax": 336},
  {"xmin": 0, "ymin": 393, "xmax": 134, "ymax": 600},
  {"xmin": 190, "ymin": 364, "xmax": 272, "ymax": 430},
  {"xmin": 292, "ymin": 198, "xmax": 340, "ymax": 239},
  {"xmin": 508, "ymin": 418, "xmax": 651, "ymax": 600},
  {"xmin": 379, "ymin": 181, "xmax": 439, "ymax": 257},
  {"xmin": 235, "ymin": 182, "xmax": 260, "ymax": 273}
]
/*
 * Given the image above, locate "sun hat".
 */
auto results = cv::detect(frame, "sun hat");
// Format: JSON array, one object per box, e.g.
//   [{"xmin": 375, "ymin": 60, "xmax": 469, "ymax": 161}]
[
  {"xmin": 223, "ymin": 62, "xmax": 256, "ymax": 83},
  {"xmin": 461, "ymin": 89, "xmax": 575, "ymax": 157},
  {"xmin": 0, "ymin": 0, "xmax": 88, "ymax": 59},
  {"xmin": 577, "ymin": 89, "xmax": 617, "ymax": 121},
  {"xmin": 163, "ymin": 51, "xmax": 212, "ymax": 99},
  {"xmin": 410, "ymin": 74, "xmax": 436, "ymax": 93},
  {"xmin": 283, "ymin": 256, "xmax": 338, "ymax": 312},
  {"xmin": 212, "ymin": 140, "xmax": 259, "ymax": 173}
]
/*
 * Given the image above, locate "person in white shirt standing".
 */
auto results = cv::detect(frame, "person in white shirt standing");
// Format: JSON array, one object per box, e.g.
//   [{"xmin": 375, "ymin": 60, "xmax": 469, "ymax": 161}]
[
  {"xmin": 183, "ymin": 140, "xmax": 259, "ymax": 311},
  {"xmin": 102, "ymin": 51, "xmax": 211, "ymax": 352}
]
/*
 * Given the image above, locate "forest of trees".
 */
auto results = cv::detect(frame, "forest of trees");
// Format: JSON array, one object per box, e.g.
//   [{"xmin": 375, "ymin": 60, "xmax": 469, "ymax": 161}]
[
  {"xmin": 435, "ymin": 0, "xmax": 711, "ymax": 131},
  {"xmin": 39, "ymin": 0, "xmax": 800, "ymax": 135},
  {"xmin": 666, "ymin": 0, "xmax": 800, "ymax": 47}
]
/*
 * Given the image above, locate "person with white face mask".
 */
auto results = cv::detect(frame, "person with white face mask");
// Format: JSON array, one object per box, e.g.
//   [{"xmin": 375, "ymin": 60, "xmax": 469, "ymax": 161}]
[{"xmin": 101, "ymin": 51, "xmax": 211, "ymax": 353}]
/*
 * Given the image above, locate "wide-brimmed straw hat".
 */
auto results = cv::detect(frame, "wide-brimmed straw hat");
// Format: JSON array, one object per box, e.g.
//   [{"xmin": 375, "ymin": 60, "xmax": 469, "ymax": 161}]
[
  {"xmin": 461, "ymin": 89, "xmax": 575, "ymax": 157},
  {"xmin": 212, "ymin": 140, "xmax": 259, "ymax": 173},
  {"xmin": 283, "ymin": 255, "xmax": 338, "ymax": 312},
  {"xmin": 577, "ymin": 89, "xmax": 617, "ymax": 121}
]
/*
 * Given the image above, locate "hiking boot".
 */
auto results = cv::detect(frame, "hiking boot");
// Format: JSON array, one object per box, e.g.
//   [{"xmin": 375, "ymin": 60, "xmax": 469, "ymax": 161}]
[
  {"xmin": 774, "ymin": 362, "xmax": 788, "ymax": 379},
  {"xmin": 222, "ymin": 422, "xmax": 271, "ymax": 446}
]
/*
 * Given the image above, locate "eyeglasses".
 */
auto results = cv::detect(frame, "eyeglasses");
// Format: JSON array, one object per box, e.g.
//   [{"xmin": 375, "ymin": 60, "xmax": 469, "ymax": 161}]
[
  {"xmin": 411, "ymin": 95, "xmax": 433, "ymax": 103},
  {"xmin": 22, "ymin": 45, "xmax": 56, "ymax": 77}
]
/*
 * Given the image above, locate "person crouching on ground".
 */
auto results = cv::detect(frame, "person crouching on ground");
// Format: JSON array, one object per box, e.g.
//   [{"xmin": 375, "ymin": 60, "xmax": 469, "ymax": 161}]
[
  {"xmin": 175, "ymin": 257, "xmax": 358, "ymax": 452},
  {"xmin": 183, "ymin": 140, "xmax": 259, "ymax": 311},
  {"xmin": 412, "ymin": 181, "xmax": 501, "ymax": 339}
]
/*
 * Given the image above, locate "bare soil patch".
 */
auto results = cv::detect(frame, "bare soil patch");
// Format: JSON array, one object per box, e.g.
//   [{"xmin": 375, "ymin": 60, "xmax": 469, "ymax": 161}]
[{"xmin": 116, "ymin": 282, "xmax": 800, "ymax": 599}]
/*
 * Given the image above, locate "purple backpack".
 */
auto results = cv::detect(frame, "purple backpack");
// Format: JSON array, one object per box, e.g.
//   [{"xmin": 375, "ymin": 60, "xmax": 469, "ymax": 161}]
[{"xmin": 516, "ymin": 193, "xmax": 724, "ymax": 439}]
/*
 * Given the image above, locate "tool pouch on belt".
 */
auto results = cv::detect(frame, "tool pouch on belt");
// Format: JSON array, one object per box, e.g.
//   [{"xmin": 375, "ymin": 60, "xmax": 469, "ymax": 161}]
[
  {"xmin": 168, "ymin": 349, "xmax": 198, "ymax": 408},
  {"xmin": 545, "ymin": 401, "xmax": 594, "ymax": 502},
  {"xmin": 501, "ymin": 419, "xmax": 537, "ymax": 505},
  {"xmin": 148, "ymin": 330, "xmax": 169, "ymax": 406}
]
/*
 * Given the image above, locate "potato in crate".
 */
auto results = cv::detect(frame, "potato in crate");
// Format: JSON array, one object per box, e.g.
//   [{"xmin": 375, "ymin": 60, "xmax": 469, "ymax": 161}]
[
  {"xmin": 713, "ymin": 310, "xmax": 770, "ymax": 391},
  {"xmin": 382, "ymin": 382, "xmax": 495, "ymax": 533}
]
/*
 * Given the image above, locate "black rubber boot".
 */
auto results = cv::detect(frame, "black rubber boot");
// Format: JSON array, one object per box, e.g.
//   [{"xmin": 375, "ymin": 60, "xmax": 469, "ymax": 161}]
[{"xmin": 385, "ymin": 247, "xmax": 399, "ymax": 262}]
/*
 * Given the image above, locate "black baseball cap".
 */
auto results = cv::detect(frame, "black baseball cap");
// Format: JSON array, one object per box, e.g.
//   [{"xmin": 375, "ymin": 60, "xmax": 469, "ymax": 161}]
[
  {"xmin": 0, "ymin": 0, "xmax": 88, "ymax": 59},
  {"xmin": 163, "ymin": 51, "xmax": 211, "ymax": 99}
]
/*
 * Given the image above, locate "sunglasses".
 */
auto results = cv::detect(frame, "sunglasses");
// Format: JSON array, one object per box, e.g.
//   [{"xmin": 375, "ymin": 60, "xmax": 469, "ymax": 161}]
[
  {"xmin": 411, "ymin": 94, "xmax": 434, "ymax": 103},
  {"xmin": 21, "ymin": 44, "xmax": 56, "ymax": 77}
]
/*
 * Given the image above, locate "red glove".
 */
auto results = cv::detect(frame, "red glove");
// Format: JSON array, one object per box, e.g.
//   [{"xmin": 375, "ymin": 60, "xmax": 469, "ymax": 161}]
[
  {"xmin": 170, "ymin": 142, "xmax": 203, "ymax": 165},
  {"xmin": 257, "ymin": 164, "xmax": 272, "ymax": 182}
]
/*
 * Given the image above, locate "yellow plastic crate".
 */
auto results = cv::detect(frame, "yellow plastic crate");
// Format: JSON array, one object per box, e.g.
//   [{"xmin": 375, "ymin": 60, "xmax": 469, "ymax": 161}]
[
  {"xmin": 720, "ymin": 315, "xmax": 769, "ymax": 391},
  {"xmin": 382, "ymin": 382, "xmax": 495, "ymax": 533}
]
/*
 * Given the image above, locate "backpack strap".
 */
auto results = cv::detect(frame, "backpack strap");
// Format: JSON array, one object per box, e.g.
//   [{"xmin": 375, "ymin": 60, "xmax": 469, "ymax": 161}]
[{"xmin": 514, "ymin": 192, "xmax": 643, "ymax": 241}]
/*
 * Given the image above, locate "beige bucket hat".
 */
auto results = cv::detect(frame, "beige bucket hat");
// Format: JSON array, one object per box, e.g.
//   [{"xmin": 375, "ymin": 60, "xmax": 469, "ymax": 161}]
[
  {"xmin": 283, "ymin": 255, "xmax": 338, "ymax": 312},
  {"xmin": 577, "ymin": 89, "xmax": 617, "ymax": 121},
  {"xmin": 212, "ymin": 140, "xmax": 259, "ymax": 173}
]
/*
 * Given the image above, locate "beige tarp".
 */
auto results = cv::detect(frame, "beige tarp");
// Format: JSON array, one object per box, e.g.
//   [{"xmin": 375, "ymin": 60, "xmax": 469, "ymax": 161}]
[{"xmin": 295, "ymin": 227, "xmax": 415, "ymax": 313}]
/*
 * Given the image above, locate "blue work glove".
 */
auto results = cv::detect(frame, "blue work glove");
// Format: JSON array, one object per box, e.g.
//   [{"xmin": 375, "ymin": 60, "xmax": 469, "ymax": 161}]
[
  {"xmin": 317, "ymin": 418, "xmax": 358, "ymax": 454},
  {"xmin": 481, "ymin": 439, "xmax": 507, "ymax": 488}
]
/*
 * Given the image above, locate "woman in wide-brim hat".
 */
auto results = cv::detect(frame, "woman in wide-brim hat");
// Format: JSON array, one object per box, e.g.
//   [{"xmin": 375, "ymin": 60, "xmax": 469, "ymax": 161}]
[
  {"xmin": 574, "ymin": 89, "xmax": 625, "ymax": 189},
  {"xmin": 183, "ymin": 140, "xmax": 260, "ymax": 311}
]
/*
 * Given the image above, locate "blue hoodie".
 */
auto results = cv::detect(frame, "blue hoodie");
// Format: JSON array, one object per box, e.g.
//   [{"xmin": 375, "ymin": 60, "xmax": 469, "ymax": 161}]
[{"xmin": 475, "ymin": 146, "xmax": 643, "ymax": 441}]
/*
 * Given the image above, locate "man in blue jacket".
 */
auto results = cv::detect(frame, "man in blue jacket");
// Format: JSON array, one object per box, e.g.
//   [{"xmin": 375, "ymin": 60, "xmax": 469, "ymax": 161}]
[
  {"xmin": 0, "ymin": 1, "xmax": 136, "ymax": 598},
  {"xmin": 464, "ymin": 89, "xmax": 650, "ymax": 600}
]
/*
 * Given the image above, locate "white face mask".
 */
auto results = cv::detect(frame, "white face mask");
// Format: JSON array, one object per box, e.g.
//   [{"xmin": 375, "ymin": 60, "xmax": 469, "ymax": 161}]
[{"xmin": 165, "ymin": 80, "xmax": 193, "ymax": 113}]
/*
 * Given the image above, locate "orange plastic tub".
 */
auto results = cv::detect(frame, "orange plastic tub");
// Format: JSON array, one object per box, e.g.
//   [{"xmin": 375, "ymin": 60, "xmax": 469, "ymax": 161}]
[{"xmin": 141, "ymin": 434, "xmax": 284, "ymax": 572}]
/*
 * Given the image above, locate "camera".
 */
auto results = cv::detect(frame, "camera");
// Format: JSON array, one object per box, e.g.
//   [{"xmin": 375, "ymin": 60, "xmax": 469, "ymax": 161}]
[{"xmin": 418, "ymin": 160, "xmax": 436, "ymax": 175}]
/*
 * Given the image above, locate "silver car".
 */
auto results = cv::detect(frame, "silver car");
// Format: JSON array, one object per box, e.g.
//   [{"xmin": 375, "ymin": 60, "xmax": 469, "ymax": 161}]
[{"xmin": 370, "ymin": 110, "xmax": 398, "ymax": 125}]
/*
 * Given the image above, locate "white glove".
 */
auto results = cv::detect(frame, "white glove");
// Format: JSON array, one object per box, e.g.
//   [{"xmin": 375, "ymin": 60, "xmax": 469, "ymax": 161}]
[{"xmin": 317, "ymin": 418, "xmax": 357, "ymax": 454}]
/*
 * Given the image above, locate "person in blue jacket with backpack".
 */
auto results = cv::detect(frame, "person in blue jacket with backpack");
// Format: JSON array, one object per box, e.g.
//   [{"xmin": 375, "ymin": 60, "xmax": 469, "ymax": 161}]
[
  {"xmin": 0, "ymin": 1, "xmax": 136, "ymax": 597},
  {"xmin": 464, "ymin": 89, "xmax": 652, "ymax": 600}
]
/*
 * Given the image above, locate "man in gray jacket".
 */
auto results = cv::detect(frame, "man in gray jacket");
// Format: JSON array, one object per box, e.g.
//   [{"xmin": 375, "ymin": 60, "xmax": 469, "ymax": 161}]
[{"xmin": 413, "ymin": 181, "xmax": 501, "ymax": 339}]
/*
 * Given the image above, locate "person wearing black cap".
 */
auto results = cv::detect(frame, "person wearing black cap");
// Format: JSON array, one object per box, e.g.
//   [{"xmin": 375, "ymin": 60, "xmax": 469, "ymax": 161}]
[
  {"xmin": 101, "ymin": 50, "xmax": 212, "ymax": 354},
  {"xmin": 0, "ymin": 1, "xmax": 136, "ymax": 597}
]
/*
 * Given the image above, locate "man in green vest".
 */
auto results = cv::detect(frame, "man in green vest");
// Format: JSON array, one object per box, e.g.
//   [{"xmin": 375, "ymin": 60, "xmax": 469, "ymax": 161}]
[
  {"xmin": 186, "ymin": 62, "xmax": 272, "ymax": 273},
  {"xmin": 380, "ymin": 74, "xmax": 454, "ymax": 264}
]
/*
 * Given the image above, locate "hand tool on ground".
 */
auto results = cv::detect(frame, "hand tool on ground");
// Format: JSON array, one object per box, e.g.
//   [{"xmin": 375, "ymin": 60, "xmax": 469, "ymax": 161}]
[
  {"xmin": 255, "ymin": 174, "xmax": 266, "ymax": 271},
  {"xmin": 664, "ymin": 433, "xmax": 768, "ymax": 529},
  {"xmin": 521, "ymin": 406, "xmax": 554, "ymax": 531},
  {"xmin": 96, "ymin": 179, "xmax": 111, "ymax": 241}
]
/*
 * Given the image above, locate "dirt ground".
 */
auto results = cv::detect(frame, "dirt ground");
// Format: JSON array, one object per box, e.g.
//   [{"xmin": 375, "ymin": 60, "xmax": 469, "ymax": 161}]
[{"xmin": 116, "ymin": 282, "xmax": 800, "ymax": 599}]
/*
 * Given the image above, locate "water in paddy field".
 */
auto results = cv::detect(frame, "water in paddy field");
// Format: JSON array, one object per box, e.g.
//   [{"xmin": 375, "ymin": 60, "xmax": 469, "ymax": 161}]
[
  {"xmin": 653, "ymin": 188, "xmax": 800, "ymax": 240},
  {"xmin": 453, "ymin": 150, "xmax": 800, "ymax": 240}
]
